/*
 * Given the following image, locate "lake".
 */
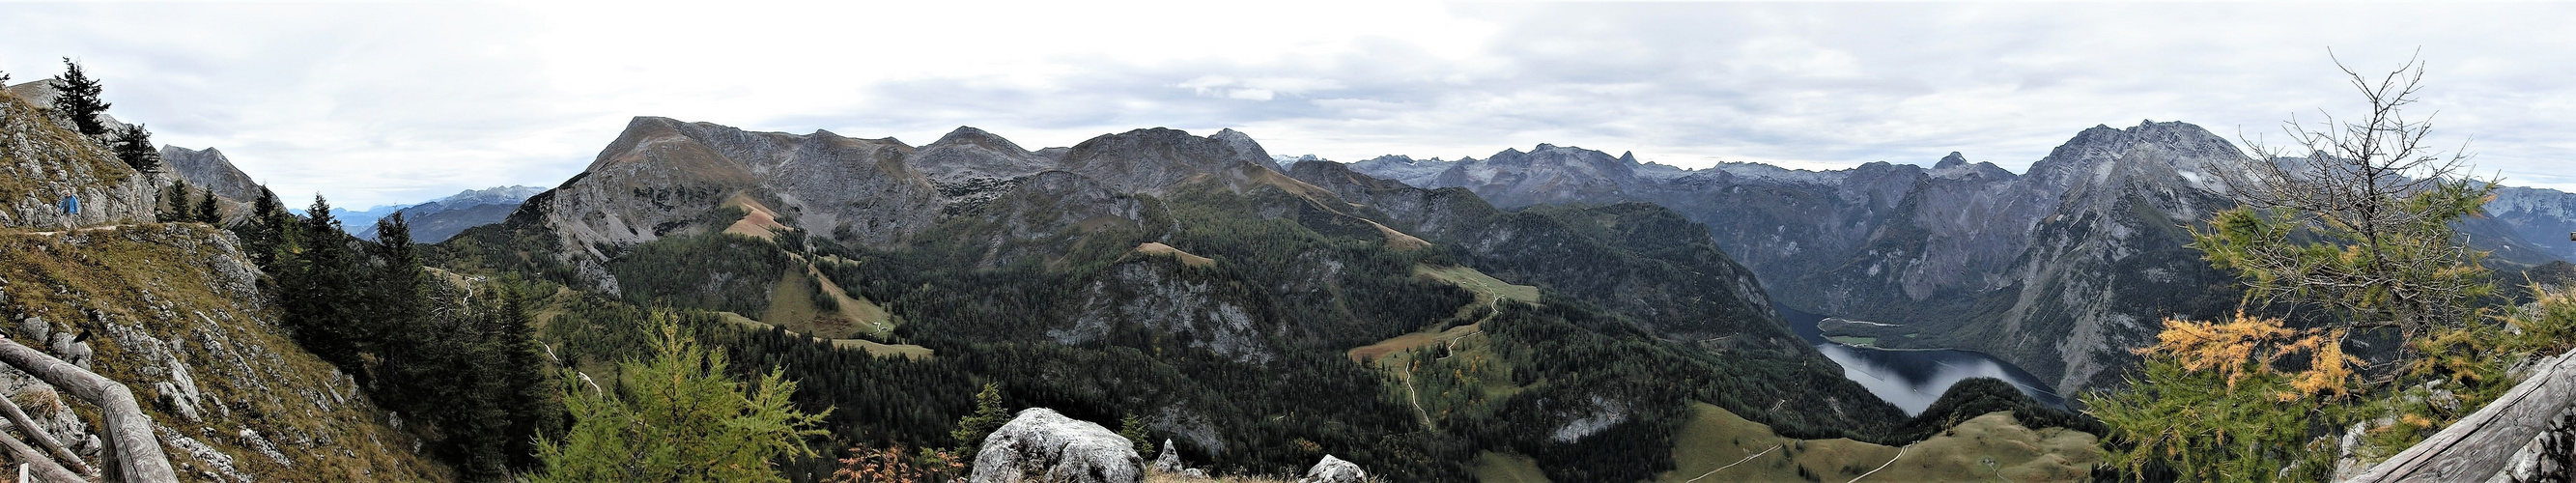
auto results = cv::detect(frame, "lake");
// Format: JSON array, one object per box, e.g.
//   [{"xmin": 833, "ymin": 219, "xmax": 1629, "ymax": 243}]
[{"xmin": 1776, "ymin": 304, "xmax": 2068, "ymax": 416}]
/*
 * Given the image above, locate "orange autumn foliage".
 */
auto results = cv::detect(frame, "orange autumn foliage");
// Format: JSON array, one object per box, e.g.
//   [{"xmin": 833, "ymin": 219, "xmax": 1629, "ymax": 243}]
[{"xmin": 2137, "ymin": 313, "xmax": 2362, "ymax": 400}]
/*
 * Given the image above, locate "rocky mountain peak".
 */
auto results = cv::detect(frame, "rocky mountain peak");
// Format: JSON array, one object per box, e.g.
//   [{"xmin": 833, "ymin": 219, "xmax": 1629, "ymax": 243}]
[
  {"xmin": 928, "ymin": 126, "xmax": 1023, "ymax": 152},
  {"xmin": 160, "ymin": 145, "xmax": 264, "ymax": 201},
  {"xmin": 913, "ymin": 126, "xmax": 1055, "ymax": 185},
  {"xmin": 1058, "ymin": 128, "xmax": 1276, "ymax": 193},
  {"xmin": 1934, "ymin": 152, "xmax": 1968, "ymax": 169},
  {"xmin": 2027, "ymin": 119, "xmax": 2241, "ymax": 189}
]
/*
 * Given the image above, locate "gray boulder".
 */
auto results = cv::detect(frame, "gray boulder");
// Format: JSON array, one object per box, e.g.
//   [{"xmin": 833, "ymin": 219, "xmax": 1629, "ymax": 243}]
[
  {"xmin": 1298, "ymin": 455, "xmax": 1367, "ymax": 483},
  {"xmin": 1152, "ymin": 439, "xmax": 1183, "ymax": 472},
  {"xmin": 970, "ymin": 408, "xmax": 1142, "ymax": 483}
]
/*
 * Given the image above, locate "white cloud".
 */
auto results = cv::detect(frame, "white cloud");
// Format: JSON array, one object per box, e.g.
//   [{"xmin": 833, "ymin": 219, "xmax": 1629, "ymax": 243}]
[{"xmin": 5, "ymin": 1, "xmax": 2575, "ymax": 208}]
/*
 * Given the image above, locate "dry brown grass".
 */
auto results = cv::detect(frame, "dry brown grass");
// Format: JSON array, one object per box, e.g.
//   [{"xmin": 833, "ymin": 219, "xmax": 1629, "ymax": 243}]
[
  {"xmin": 11, "ymin": 387, "xmax": 62, "ymax": 414},
  {"xmin": 1143, "ymin": 469, "xmax": 1300, "ymax": 483},
  {"xmin": 1134, "ymin": 242, "xmax": 1216, "ymax": 268}
]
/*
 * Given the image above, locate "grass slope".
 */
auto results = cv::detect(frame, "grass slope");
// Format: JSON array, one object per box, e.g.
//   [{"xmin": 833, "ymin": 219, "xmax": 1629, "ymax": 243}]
[
  {"xmin": 1649, "ymin": 403, "xmax": 2098, "ymax": 483},
  {"xmin": 0, "ymin": 224, "xmax": 443, "ymax": 481}
]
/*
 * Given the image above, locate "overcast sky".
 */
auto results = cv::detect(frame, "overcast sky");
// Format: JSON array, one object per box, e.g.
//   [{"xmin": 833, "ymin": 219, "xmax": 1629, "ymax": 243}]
[{"xmin": 5, "ymin": 1, "xmax": 2571, "ymax": 209}]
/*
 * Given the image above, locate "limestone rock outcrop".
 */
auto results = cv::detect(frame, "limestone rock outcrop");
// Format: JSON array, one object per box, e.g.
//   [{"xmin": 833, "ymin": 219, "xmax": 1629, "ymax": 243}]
[
  {"xmin": 969, "ymin": 408, "xmax": 1142, "ymax": 483},
  {"xmin": 1296, "ymin": 454, "xmax": 1367, "ymax": 483}
]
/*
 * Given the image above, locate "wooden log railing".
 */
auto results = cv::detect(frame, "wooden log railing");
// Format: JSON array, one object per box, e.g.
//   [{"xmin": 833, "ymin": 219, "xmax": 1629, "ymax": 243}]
[
  {"xmin": 2350, "ymin": 349, "xmax": 2576, "ymax": 482},
  {"xmin": 0, "ymin": 337, "xmax": 177, "ymax": 482}
]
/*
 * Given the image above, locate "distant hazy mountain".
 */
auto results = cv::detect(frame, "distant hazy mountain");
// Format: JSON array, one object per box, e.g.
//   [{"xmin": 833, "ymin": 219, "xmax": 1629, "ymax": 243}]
[
  {"xmin": 356, "ymin": 185, "xmax": 543, "ymax": 242},
  {"xmin": 1353, "ymin": 120, "xmax": 2569, "ymax": 394}
]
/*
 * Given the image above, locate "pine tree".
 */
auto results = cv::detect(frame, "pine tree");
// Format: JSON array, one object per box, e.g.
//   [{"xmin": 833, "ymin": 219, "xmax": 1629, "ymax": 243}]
[
  {"xmin": 110, "ymin": 124, "xmax": 159, "ymax": 173},
  {"xmin": 51, "ymin": 58, "xmax": 111, "ymax": 138},
  {"xmin": 193, "ymin": 187, "xmax": 219, "ymax": 223}
]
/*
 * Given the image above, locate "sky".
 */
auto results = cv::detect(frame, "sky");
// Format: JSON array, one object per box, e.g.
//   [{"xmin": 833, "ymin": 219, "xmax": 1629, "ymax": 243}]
[{"xmin": 5, "ymin": 1, "xmax": 2572, "ymax": 209}]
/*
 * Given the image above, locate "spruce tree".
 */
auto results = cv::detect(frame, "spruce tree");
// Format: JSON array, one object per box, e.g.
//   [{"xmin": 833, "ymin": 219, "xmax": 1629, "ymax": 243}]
[
  {"xmin": 159, "ymin": 180, "xmax": 188, "ymax": 223},
  {"xmin": 949, "ymin": 383, "xmax": 1009, "ymax": 459},
  {"xmin": 493, "ymin": 288, "xmax": 559, "ymax": 471},
  {"xmin": 51, "ymin": 58, "xmax": 111, "ymax": 137},
  {"xmin": 193, "ymin": 187, "xmax": 219, "ymax": 223},
  {"xmin": 281, "ymin": 195, "xmax": 365, "ymax": 369},
  {"xmin": 368, "ymin": 213, "xmax": 425, "ymax": 348},
  {"xmin": 111, "ymin": 124, "xmax": 159, "ymax": 172},
  {"xmin": 242, "ymin": 187, "xmax": 285, "ymax": 270}
]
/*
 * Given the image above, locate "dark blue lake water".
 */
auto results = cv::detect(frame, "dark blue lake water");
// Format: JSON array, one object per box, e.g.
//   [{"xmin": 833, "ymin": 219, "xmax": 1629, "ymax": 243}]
[{"xmin": 1776, "ymin": 304, "xmax": 2069, "ymax": 416}]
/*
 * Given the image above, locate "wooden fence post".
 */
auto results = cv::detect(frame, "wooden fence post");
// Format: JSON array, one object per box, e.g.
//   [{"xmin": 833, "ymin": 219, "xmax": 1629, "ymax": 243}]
[{"xmin": 0, "ymin": 337, "xmax": 177, "ymax": 482}]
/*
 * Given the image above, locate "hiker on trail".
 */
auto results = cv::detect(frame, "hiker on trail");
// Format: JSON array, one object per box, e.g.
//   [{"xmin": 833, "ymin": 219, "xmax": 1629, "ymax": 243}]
[{"xmin": 59, "ymin": 191, "xmax": 80, "ymax": 229}]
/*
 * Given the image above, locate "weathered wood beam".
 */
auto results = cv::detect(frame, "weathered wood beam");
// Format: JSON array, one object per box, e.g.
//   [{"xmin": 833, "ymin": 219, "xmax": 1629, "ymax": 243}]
[
  {"xmin": 0, "ymin": 337, "xmax": 176, "ymax": 482},
  {"xmin": 2351, "ymin": 349, "xmax": 2576, "ymax": 482},
  {"xmin": 0, "ymin": 428, "xmax": 85, "ymax": 483},
  {"xmin": 0, "ymin": 384, "xmax": 95, "ymax": 477}
]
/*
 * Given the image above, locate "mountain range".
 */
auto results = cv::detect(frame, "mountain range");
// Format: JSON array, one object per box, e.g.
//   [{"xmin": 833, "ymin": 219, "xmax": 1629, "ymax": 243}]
[
  {"xmin": 351, "ymin": 185, "xmax": 544, "ymax": 242},
  {"xmin": 420, "ymin": 117, "xmax": 2109, "ymax": 480},
  {"xmin": 1349, "ymin": 120, "xmax": 2576, "ymax": 395}
]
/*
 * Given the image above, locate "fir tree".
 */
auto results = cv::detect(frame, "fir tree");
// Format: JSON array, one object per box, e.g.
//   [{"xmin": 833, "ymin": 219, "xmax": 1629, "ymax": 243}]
[
  {"xmin": 111, "ymin": 124, "xmax": 159, "ymax": 173},
  {"xmin": 51, "ymin": 58, "xmax": 111, "ymax": 137}
]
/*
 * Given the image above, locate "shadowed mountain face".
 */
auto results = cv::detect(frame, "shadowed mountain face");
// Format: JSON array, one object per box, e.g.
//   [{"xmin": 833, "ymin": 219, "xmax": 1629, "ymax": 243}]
[{"xmin": 1353, "ymin": 120, "xmax": 2572, "ymax": 394}]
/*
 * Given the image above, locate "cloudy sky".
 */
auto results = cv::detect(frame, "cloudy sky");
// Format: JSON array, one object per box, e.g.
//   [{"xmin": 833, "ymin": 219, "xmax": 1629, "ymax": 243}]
[{"xmin": 5, "ymin": 1, "xmax": 2571, "ymax": 209}]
